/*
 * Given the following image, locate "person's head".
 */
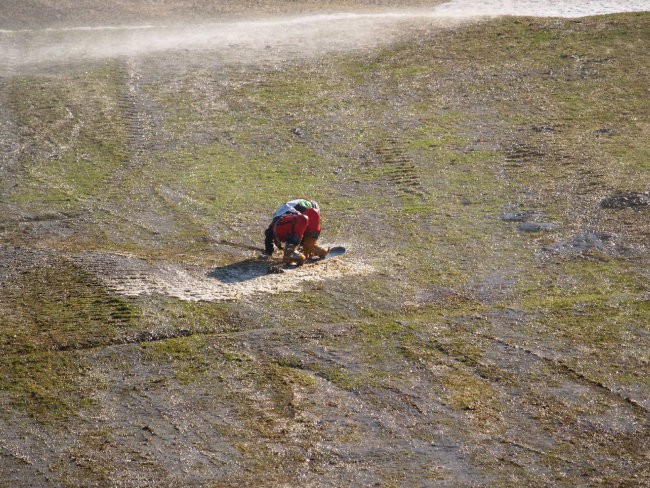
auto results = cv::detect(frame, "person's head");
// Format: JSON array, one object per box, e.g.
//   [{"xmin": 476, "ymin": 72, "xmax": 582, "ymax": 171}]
[
  {"xmin": 302, "ymin": 198, "xmax": 319, "ymax": 211},
  {"xmin": 295, "ymin": 199, "xmax": 313, "ymax": 213}
]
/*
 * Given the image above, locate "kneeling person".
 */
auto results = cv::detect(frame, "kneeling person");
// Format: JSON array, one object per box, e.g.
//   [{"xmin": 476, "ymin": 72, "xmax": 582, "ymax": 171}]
[
  {"xmin": 273, "ymin": 212, "xmax": 309, "ymax": 266},
  {"xmin": 300, "ymin": 204, "xmax": 329, "ymax": 260},
  {"xmin": 265, "ymin": 198, "xmax": 329, "ymax": 262}
]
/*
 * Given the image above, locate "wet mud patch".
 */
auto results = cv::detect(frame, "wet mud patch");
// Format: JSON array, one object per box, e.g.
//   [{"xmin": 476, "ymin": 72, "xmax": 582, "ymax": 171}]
[{"xmin": 75, "ymin": 250, "xmax": 373, "ymax": 302}]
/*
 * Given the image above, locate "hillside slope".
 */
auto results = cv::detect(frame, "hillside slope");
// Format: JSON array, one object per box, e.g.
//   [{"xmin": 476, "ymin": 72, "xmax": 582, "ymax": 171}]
[{"xmin": 1, "ymin": 12, "xmax": 648, "ymax": 486}]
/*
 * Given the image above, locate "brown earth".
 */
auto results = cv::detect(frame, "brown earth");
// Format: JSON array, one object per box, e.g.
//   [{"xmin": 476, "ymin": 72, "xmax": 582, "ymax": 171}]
[{"xmin": 0, "ymin": 3, "xmax": 648, "ymax": 487}]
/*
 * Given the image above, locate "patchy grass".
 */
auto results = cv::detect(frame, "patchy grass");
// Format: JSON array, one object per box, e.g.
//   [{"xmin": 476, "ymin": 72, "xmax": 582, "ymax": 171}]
[
  {"xmin": 0, "ymin": 260, "xmax": 140, "ymax": 353},
  {"xmin": 0, "ymin": 258, "xmax": 138, "ymax": 422},
  {"xmin": 144, "ymin": 335, "xmax": 210, "ymax": 384},
  {"xmin": 1, "ymin": 11, "xmax": 648, "ymax": 486},
  {"xmin": 0, "ymin": 349, "xmax": 90, "ymax": 423},
  {"xmin": 6, "ymin": 66, "xmax": 130, "ymax": 211}
]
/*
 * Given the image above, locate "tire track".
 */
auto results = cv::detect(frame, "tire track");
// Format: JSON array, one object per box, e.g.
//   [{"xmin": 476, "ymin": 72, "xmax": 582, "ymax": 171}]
[
  {"xmin": 115, "ymin": 58, "xmax": 159, "ymax": 181},
  {"xmin": 41, "ymin": 321, "xmax": 353, "ymax": 354},
  {"xmin": 375, "ymin": 136, "xmax": 429, "ymax": 197},
  {"xmin": 0, "ymin": 249, "xmax": 140, "ymax": 352},
  {"xmin": 415, "ymin": 327, "xmax": 649, "ymax": 418},
  {"xmin": 503, "ymin": 143, "xmax": 545, "ymax": 168},
  {"xmin": 0, "ymin": 79, "xmax": 22, "ymax": 190}
]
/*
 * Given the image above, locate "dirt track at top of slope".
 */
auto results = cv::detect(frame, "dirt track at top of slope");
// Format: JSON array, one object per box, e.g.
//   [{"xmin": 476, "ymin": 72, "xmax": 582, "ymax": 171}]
[{"xmin": 0, "ymin": 0, "xmax": 447, "ymax": 30}]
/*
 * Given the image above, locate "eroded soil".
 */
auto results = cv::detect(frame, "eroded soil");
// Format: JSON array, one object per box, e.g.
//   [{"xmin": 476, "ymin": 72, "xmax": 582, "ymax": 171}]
[{"xmin": 1, "ymin": 3, "xmax": 648, "ymax": 487}]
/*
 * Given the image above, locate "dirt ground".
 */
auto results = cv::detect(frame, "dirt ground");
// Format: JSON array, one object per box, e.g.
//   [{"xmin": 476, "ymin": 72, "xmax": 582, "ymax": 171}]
[
  {"xmin": 1, "ymin": 1, "xmax": 446, "ymax": 29},
  {"xmin": 1, "ymin": 1, "xmax": 648, "ymax": 487}
]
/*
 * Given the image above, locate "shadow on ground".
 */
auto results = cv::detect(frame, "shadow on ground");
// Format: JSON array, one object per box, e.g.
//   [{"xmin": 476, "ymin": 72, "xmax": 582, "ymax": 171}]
[{"xmin": 207, "ymin": 257, "xmax": 272, "ymax": 283}]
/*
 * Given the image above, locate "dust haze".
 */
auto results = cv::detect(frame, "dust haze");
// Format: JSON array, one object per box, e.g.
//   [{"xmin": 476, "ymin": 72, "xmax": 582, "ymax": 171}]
[
  {"xmin": 2, "ymin": 1, "xmax": 647, "ymax": 72},
  {"xmin": 0, "ymin": 12, "xmax": 446, "ymax": 72}
]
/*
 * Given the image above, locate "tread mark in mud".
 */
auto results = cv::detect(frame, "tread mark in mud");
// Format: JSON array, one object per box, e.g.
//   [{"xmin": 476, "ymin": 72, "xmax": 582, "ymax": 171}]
[
  {"xmin": 115, "ymin": 59, "xmax": 161, "ymax": 181},
  {"xmin": 420, "ymin": 325, "xmax": 648, "ymax": 417},
  {"xmin": 54, "ymin": 327, "xmax": 203, "ymax": 352},
  {"xmin": 505, "ymin": 143, "xmax": 580, "ymax": 170},
  {"xmin": 503, "ymin": 144, "xmax": 545, "ymax": 167},
  {"xmin": 505, "ymin": 143, "xmax": 610, "ymax": 197},
  {"xmin": 0, "ymin": 254, "xmax": 139, "ymax": 351},
  {"xmin": 575, "ymin": 167, "xmax": 610, "ymax": 196},
  {"xmin": 0, "ymin": 80, "xmax": 22, "ymax": 191},
  {"xmin": 375, "ymin": 137, "xmax": 428, "ymax": 197}
]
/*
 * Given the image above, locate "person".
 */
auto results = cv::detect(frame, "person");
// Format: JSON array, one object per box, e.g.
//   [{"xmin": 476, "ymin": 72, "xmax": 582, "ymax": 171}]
[{"xmin": 264, "ymin": 198, "xmax": 330, "ymax": 265}]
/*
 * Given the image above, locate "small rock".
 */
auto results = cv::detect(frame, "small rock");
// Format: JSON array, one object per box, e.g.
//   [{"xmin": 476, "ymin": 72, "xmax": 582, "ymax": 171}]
[
  {"xmin": 502, "ymin": 212, "xmax": 530, "ymax": 222},
  {"xmin": 501, "ymin": 211, "xmax": 545, "ymax": 222},
  {"xmin": 291, "ymin": 127, "xmax": 305, "ymax": 137},
  {"xmin": 543, "ymin": 232, "xmax": 607, "ymax": 254},
  {"xmin": 518, "ymin": 222, "xmax": 559, "ymax": 232},
  {"xmin": 594, "ymin": 128, "xmax": 619, "ymax": 135}
]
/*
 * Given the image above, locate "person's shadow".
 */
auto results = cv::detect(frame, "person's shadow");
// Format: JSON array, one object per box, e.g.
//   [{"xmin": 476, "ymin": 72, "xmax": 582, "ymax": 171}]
[{"xmin": 207, "ymin": 257, "xmax": 272, "ymax": 283}]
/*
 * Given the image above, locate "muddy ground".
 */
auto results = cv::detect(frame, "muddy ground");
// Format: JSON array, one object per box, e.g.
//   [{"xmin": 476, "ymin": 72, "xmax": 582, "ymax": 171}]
[{"xmin": 1, "ymin": 2, "xmax": 649, "ymax": 487}]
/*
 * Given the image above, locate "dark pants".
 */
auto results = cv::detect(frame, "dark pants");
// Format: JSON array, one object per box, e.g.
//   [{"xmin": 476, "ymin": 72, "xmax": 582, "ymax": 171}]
[
  {"xmin": 264, "ymin": 216, "xmax": 282, "ymax": 255},
  {"xmin": 264, "ymin": 223, "xmax": 275, "ymax": 254}
]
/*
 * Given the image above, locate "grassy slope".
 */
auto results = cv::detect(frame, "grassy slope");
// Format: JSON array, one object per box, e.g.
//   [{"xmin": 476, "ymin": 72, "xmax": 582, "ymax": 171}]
[{"xmin": 1, "ymin": 13, "xmax": 648, "ymax": 486}]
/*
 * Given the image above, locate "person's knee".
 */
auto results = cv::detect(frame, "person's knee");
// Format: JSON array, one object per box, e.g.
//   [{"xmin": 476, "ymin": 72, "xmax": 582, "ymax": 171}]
[{"xmin": 286, "ymin": 234, "xmax": 301, "ymax": 245}]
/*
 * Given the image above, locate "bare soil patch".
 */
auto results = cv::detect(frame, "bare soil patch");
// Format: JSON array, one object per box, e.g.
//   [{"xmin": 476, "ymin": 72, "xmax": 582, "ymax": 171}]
[{"xmin": 75, "ymin": 249, "xmax": 373, "ymax": 302}]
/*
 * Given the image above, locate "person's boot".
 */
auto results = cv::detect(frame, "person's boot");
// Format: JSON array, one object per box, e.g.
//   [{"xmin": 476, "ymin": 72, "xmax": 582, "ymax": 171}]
[
  {"xmin": 302, "ymin": 236, "xmax": 330, "ymax": 260},
  {"xmin": 283, "ymin": 244, "xmax": 306, "ymax": 266},
  {"xmin": 263, "ymin": 226, "xmax": 275, "ymax": 255}
]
